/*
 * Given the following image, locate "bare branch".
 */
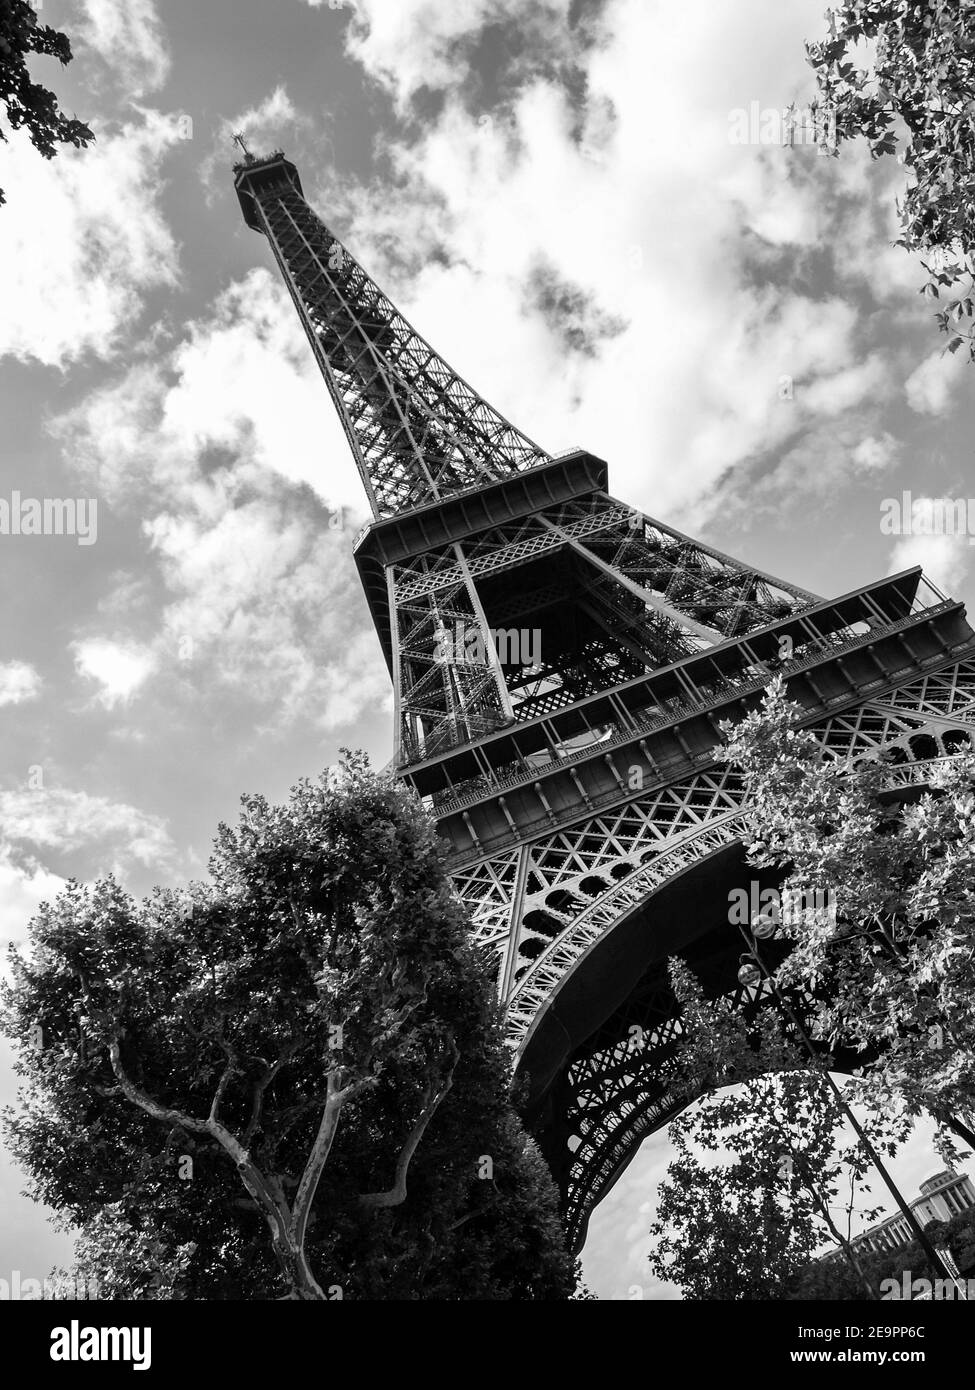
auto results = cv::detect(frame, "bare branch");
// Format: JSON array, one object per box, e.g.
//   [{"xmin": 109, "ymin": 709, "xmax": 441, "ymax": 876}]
[
  {"xmin": 290, "ymin": 1068, "xmax": 375, "ymax": 1253},
  {"xmin": 107, "ymin": 1039, "xmax": 295, "ymax": 1256},
  {"xmin": 449, "ymin": 1180, "xmax": 502, "ymax": 1231},
  {"xmin": 360, "ymin": 1042, "xmax": 458, "ymax": 1209},
  {"xmin": 243, "ymin": 1038, "xmax": 303, "ymax": 1144},
  {"xmin": 108, "ymin": 1041, "xmax": 211, "ymax": 1135},
  {"xmin": 210, "ymin": 1042, "xmax": 241, "ymax": 1127}
]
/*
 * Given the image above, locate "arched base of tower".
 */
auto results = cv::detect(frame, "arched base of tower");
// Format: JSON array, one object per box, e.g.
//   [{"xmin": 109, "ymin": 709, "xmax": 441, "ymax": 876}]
[{"xmin": 515, "ymin": 756, "xmax": 970, "ymax": 1257}]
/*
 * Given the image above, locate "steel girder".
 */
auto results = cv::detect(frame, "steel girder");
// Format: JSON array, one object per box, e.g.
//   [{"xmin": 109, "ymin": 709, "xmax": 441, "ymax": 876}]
[{"xmin": 235, "ymin": 151, "xmax": 975, "ymax": 1257}]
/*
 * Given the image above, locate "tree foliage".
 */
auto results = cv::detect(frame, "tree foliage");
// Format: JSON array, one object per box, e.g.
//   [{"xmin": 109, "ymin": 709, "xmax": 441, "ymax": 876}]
[
  {"xmin": 0, "ymin": 0, "xmax": 92, "ymax": 205},
  {"xmin": 807, "ymin": 2, "xmax": 975, "ymax": 357},
  {"xmin": 647, "ymin": 1068, "xmax": 881, "ymax": 1300},
  {"xmin": 648, "ymin": 962, "xmax": 902, "ymax": 1300},
  {"xmin": 718, "ymin": 678, "xmax": 975, "ymax": 1162},
  {"xmin": 2, "ymin": 756, "xmax": 575, "ymax": 1300},
  {"xmin": 651, "ymin": 676, "xmax": 975, "ymax": 1300},
  {"xmin": 51, "ymin": 1204, "xmax": 197, "ymax": 1302}
]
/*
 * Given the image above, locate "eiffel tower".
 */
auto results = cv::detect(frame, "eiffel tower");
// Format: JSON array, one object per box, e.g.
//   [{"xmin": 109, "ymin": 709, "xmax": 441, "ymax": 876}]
[{"xmin": 235, "ymin": 149, "xmax": 975, "ymax": 1255}]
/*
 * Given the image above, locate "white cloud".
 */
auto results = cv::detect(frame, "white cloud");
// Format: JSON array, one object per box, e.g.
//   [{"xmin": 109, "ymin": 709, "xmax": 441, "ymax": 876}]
[
  {"xmin": 74, "ymin": 0, "xmax": 171, "ymax": 97},
  {"xmin": 58, "ymin": 269, "xmax": 359, "ymax": 508},
  {"xmin": 143, "ymin": 499, "xmax": 386, "ymax": 731},
  {"xmin": 201, "ymin": 86, "xmax": 311, "ymax": 191},
  {"xmin": 322, "ymin": 0, "xmax": 577, "ymax": 112},
  {"xmin": 52, "ymin": 269, "xmax": 389, "ymax": 734},
  {"xmin": 0, "ymin": 788, "xmax": 175, "ymax": 872},
  {"xmin": 798, "ymin": 356, "xmax": 889, "ymax": 418},
  {"xmin": 222, "ymin": 85, "xmax": 302, "ymax": 147},
  {"xmin": 889, "ymin": 538, "xmax": 970, "ymax": 595},
  {"xmin": 304, "ymin": 0, "xmax": 899, "ymax": 532},
  {"xmin": 0, "ymin": 849, "xmax": 64, "ymax": 948},
  {"xmin": 722, "ymin": 417, "xmax": 902, "ymax": 532},
  {"xmin": 0, "ymin": 779, "xmax": 174, "ymax": 969},
  {"xmin": 851, "ymin": 432, "xmax": 899, "ymax": 473},
  {"xmin": 889, "ymin": 502, "xmax": 973, "ymax": 594},
  {"xmin": 0, "ymin": 114, "xmax": 181, "ymax": 367},
  {"xmin": 161, "ymin": 271, "xmax": 360, "ymax": 504},
  {"xmin": 0, "ymin": 662, "xmax": 42, "ymax": 708},
  {"xmin": 904, "ymin": 348, "xmax": 967, "ymax": 415},
  {"xmin": 72, "ymin": 639, "xmax": 156, "ymax": 708}
]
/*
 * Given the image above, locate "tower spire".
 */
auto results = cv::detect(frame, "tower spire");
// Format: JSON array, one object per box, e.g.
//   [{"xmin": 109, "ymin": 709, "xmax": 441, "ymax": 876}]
[
  {"xmin": 232, "ymin": 131, "xmax": 254, "ymax": 163},
  {"xmin": 234, "ymin": 152, "xmax": 548, "ymax": 519}
]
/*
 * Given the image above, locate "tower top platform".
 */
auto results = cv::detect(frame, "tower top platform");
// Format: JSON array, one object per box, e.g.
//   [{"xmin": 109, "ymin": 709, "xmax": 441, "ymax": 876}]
[{"xmin": 234, "ymin": 152, "xmax": 303, "ymax": 231}]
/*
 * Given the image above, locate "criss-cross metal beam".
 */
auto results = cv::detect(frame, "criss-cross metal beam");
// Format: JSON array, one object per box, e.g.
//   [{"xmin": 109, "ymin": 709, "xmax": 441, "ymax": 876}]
[{"xmin": 234, "ymin": 148, "xmax": 975, "ymax": 1258}]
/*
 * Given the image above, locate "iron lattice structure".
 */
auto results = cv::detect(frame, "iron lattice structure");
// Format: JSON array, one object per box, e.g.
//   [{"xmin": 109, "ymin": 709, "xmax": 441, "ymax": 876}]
[{"xmin": 236, "ymin": 152, "xmax": 975, "ymax": 1254}]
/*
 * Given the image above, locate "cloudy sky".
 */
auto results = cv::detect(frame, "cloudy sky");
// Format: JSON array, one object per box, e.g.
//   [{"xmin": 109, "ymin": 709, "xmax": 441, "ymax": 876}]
[{"xmin": 1, "ymin": 0, "xmax": 974, "ymax": 1299}]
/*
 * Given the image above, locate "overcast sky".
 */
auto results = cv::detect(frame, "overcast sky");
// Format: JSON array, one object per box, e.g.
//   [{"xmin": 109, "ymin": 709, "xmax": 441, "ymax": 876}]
[{"xmin": 1, "ymin": 0, "xmax": 974, "ymax": 1300}]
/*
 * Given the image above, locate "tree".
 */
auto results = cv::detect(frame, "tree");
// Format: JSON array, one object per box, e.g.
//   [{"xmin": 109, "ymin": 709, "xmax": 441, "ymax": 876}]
[
  {"xmin": 649, "ymin": 1133, "xmax": 814, "ymax": 1300},
  {"xmin": 647, "ymin": 1069, "xmax": 886, "ymax": 1300},
  {"xmin": 929, "ymin": 1203, "xmax": 975, "ymax": 1273},
  {"xmin": 648, "ymin": 962, "xmax": 899, "ymax": 1300},
  {"xmin": 2, "ymin": 756, "xmax": 575, "ymax": 1300},
  {"xmin": 788, "ymin": 1248, "xmax": 883, "ymax": 1300},
  {"xmin": 0, "ymin": 0, "xmax": 93, "ymax": 206},
  {"xmin": 806, "ymin": 2, "xmax": 975, "ymax": 357},
  {"xmin": 51, "ymin": 1204, "xmax": 197, "ymax": 1302},
  {"xmin": 718, "ymin": 678, "xmax": 975, "ymax": 1160}
]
